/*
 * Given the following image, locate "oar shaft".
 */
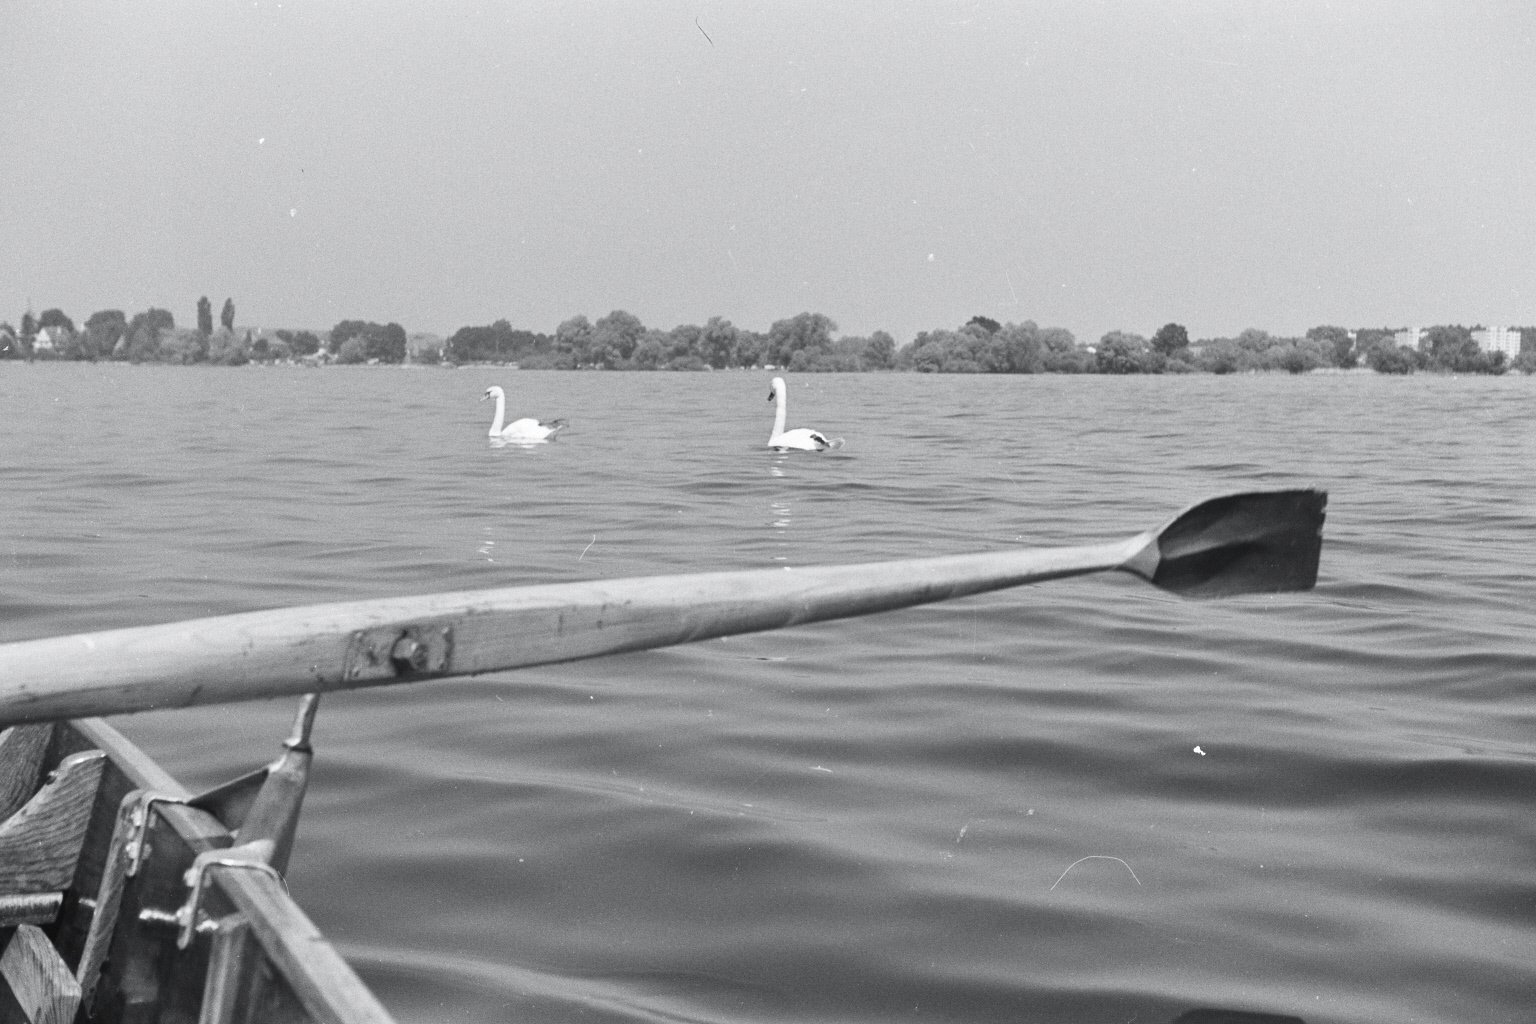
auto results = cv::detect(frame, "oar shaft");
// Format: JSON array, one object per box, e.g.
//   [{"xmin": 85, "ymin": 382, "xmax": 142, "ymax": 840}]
[{"xmin": 0, "ymin": 537, "xmax": 1144, "ymax": 725}]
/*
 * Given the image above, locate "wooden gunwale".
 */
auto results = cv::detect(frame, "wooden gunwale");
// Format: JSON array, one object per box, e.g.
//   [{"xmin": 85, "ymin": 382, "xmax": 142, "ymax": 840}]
[{"xmin": 2, "ymin": 718, "xmax": 395, "ymax": 1024}]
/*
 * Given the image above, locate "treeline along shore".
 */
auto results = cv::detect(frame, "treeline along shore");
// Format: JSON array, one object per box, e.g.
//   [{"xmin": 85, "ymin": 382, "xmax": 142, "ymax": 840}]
[{"xmin": 5, "ymin": 300, "xmax": 1534, "ymax": 375}]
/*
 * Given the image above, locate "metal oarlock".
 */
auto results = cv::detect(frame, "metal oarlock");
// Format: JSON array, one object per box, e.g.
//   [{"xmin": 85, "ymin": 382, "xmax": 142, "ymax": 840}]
[
  {"xmin": 125, "ymin": 791, "xmax": 190, "ymax": 877},
  {"xmin": 176, "ymin": 843, "xmax": 286, "ymax": 949}
]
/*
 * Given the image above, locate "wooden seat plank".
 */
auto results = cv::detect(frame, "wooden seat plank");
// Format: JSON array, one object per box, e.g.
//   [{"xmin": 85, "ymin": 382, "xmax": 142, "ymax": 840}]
[
  {"xmin": 0, "ymin": 725, "xmax": 53, "ymax": 821},
  {"xmin": 0, "ymin": 892, "xmax": 63, "ymax": 929},
  {"xmin": 0, "ymin": 750, "xmax": 106, "ymax": 892},
  {"xmin": 0, "ymin": 924, "xmax": 82, "ymax": 1024}
]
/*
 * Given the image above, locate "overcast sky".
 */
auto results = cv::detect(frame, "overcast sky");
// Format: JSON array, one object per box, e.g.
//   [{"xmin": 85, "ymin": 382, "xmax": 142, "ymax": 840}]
[{"xmin": 7, "ymin": 2, "xmax": 1534, "ymax": 344}]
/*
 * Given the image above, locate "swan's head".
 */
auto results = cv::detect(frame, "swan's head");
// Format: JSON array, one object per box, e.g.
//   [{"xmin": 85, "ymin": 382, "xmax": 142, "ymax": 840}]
[
  {"xmin": 768, "ymin": 376, "xmax": 785, "ymax": 402},
  {"xmin": 481, "ymin": 386, "xmax": 504, "ymax": 402}
]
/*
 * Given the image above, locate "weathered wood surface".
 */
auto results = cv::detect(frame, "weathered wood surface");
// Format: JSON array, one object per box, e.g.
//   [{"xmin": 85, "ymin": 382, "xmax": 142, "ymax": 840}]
[
  {"xmin": 0, "ymin": 539, "xmax": 1143, "ymax": 726},
  {"xmin": 0, "ymin": 893, "xmax": 62, "ymax": 929},
  {"xmin": 0, "ymin": 924, "xmax": 81, "ymax": 1024},
  {"xmin": 71, "ymin": 787, "xmax": 141, "ymax": 1012},
  {"xmin": 0, "ymin": 725, "xmax": 52, "ymax": 821},
  {"xmin": 0, "ymin": 750, "xmax": 104, "ymax": 891}
]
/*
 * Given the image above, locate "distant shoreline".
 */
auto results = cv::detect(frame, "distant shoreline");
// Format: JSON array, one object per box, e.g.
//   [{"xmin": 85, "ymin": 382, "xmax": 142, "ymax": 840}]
[
  {"xmin": 5, "ymin": 359, "xmax": 1525, "ymax": 378},
  {"xmin": 6, "ymin": 313, "xmax": 1531, "ymax": 374}
]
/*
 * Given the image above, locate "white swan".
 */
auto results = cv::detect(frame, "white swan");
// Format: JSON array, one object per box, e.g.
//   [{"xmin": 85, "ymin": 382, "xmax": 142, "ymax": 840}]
[
  {"xmin": 766, "ymin": 376, "xmax": 842, "ymax": 451},
  {"xmin": 481, "ymin": 386, "xmax": 567, "ymax": 442}
]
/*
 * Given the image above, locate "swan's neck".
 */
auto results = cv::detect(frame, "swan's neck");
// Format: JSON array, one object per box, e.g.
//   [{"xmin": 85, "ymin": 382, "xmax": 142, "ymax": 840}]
[
  {"xmin": 771, "ymin": 385, "xmax": 787, "ymax": 437},
  {"xmin": 488, "ymin": 392, "xmax": 506, "ymax": 436}
]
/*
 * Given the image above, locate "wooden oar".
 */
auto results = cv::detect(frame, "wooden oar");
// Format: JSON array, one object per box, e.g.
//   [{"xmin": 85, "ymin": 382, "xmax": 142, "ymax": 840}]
[{"xmin": 0, "ymin": 489, "xmax": 1324, "ymax": 725}]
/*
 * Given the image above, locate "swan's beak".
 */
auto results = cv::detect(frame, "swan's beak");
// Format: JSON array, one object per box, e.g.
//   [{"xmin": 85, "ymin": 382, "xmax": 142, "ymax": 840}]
[
  {"xmin": 766, "ymin": 389, "xmax": 773, "ymax": 402},
  {"xmin": 480, "ymin": 391, "xmax": 490, "ymax": 402}
]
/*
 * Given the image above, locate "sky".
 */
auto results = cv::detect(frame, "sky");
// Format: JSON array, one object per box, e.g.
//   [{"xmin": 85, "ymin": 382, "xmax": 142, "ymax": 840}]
[{"xmin": 6, "ymin": 1, "xmax": 1535, "ymax": 345}]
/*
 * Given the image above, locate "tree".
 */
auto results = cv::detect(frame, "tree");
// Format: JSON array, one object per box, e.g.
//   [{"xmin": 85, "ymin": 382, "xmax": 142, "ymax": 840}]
[
  {"xmin": 85, "ymin": 310, "xmax": 126, "ymax": 341},
  {"xmin": 39, "ymin": 308, "xmax": 75, "ymax": 333},
  {"xmin": 1306, "ymin": 325, "xmax": 1353, "ymax": 367},
  {"xmin": 1096, "ymin": 331, "xmax": 1153, "ymax": 374},
  {"xmin": 277, "ymin": 329, "xmax": 322, "ymax": 356},
  {"xmin": 897, "ymin": 329, "xmax": 984, "ymax": 372},
  {"xmin": 64, "ymin": 309, "xmax": 126, "ymax": 361},
  {"xmin": 1422, "ymin": 325, "xmax": 1481, "ymax": 372},
  {"xmin": 766, "ymin": 312, "xmax": 836, "ymax": 368},
  {"xmin": 197, "ymin": 296, "xmax": 213, "ymax": 336},
  {"xmin": 328, "ymin": 320, "xmax": 370, "ymax": 353},
  {"xmin": 1041, "ymin": 331, "xmax": 1092, "ymax": 372},
  {"xmin": 1352, "ymin": 328, "xmax": 1397, "ymax": 362},
  {"xmin": 87, "ymin": 312, "xmax": 127, "ymax": 359},
  {"xmin": 443, "ymin": 321, "xmax": 551, "ymax": 364},
  {"xmin": 1196, "ymin": 338, "xmax": 1241, "ymax": 374},
  {"xmin": 589, "ymin": 310, "xmax": 646, "ymax": 368},
  {"xmin": 895, "ymin": 320, "xmax": 1075, "ymax": 373},
  {"xmin": 1150, "ymin": 323, "xmax": 1189, "ymax": 358},
  {"xmin": 123, "ymin": 308, "xmax": 174, "ymax": 362},
  {"xmin": 123, "ymin": 308, "xmax": 175, "ymax": 362},
  {"xmin": 122, "ymin": 330, "xmax": 159, "ymax": 363},
  {"xmin": 822, "ymin": 336, "xmax": 868, "ymax": 372},
  {"xmin": 734, "ymin": 330, "xmax": 765, "ymax": 368},
  {"xmin": 1367, "ymin": 345, "xmax": 1419, "ymax": 374},
  {"xmin": 159, "ymin": 327, "xmax": 209, "ymax": 364},
  {"xmin": 1272, "ymin": 342, "xmax": 1323, "ymax": 374},
  {"xmin": 220, "ymin": 298, "xmax": 235, "ymax": 332},
  {"xmin": 861, "ymin": 330, "xmax": 896, "ymax": 370},
  {"xmin": 207, "ymin": 328, "xmax": 249, "ymax": 365},
  {"xmin": 1235, "ymin": 328, "xmax": 1274, "ymax": 353},
  {"xmin": 899, "ymin": 331, "xmax": 945, "ymax": 372},
  {"xmin": 656, "ymin": 324, "xmax": 700, "ymax": 370},
  {"xmin": 966, "ymin": 315, "xmax": 1001, "ymax": 334},
  {"xmin": 698, "ymin": 316, "xmax": 741, "ymax": 369},
  {"xmin": 365, "ymin": 322, "xmax": 407, "ymax": 363},
  {"xmin": 554, "ymin": 315, "xmax": 594, "ymax": 366},
  {"xmin": 325, "ymin": 320, "xmax": 408, "ymax": 362},
  {"xmin": 445, "ymin": 325, "xmax": 486, "ymax": 362},
  {"xmin": 987, "ymin": 321, "xmax": 1044, "ymax": 373},
  {"xmin": 630, "ymin": 331, "xmax": 667, "ymax": 370},
  {"xmin": 337, "ymin": 337, "xmax": 367, "ymax": 363},
  {"xmin": 665, "ymin": 329, "xmax": 709, "ymax": 370}
]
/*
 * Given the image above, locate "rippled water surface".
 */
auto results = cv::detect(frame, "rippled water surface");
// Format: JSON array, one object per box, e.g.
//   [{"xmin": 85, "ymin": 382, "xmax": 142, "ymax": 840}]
[{"xmin": 3, "ymin": 364, "xmax": 1533, "ymax": 1024}]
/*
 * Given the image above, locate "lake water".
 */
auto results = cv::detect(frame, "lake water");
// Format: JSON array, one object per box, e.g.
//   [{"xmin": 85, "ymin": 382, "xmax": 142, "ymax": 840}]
[{"xmin": 3, "ymin": 364, "xmax": 1533, "ymax": 1024}]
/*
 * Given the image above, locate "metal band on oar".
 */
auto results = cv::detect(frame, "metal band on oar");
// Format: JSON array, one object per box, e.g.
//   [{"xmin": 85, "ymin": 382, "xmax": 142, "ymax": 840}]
[{"xmin": 0, "ymin": 489, "xmax": 1325, "ymax": 725}]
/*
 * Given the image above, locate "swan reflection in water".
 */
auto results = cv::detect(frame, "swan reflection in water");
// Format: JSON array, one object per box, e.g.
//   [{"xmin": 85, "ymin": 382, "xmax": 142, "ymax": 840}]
[{"xmin": 769, "ymin": 496, "xmax": 792, "ymax": 561}]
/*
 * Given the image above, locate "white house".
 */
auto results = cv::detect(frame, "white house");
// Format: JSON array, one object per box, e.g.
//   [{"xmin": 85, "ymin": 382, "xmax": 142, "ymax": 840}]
[{"xmin": 1470, "ymin": 326, "xmax": 1522, "ymax": 358}]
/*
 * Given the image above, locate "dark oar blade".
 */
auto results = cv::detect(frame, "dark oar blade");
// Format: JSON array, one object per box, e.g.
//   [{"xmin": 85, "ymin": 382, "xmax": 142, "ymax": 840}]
[{"xmin": 1148, "ymin": 489, "xmax": 1326, "ymax": 598}]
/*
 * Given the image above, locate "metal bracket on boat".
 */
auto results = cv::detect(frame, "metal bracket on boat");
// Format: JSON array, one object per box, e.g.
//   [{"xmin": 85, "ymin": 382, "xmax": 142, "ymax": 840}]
[
  {"xmin": 126, "ymin": 791, "xmax": 191, "ymax": 877},
  {"xmin": 343, "ymin": 622, "xmax": 454, "ymax": 682},
  {"xmin": 176, "ymin": 841, "xmax": 285, "ymax": 949}
]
